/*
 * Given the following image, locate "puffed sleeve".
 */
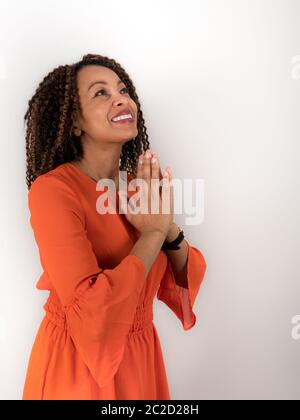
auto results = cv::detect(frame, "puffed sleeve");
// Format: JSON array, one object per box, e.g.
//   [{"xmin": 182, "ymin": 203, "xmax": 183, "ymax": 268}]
[
  {"xmin": 28, "ymin": 174, "xmax": 146, "ymax": 388},
  {"xmin": 157, "ymin": 242, "xmax": 207, "ymax": 330}
]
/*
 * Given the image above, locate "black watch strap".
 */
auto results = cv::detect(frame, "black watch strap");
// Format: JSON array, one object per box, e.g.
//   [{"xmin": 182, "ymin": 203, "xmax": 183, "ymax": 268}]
[{"xmin": 162, "ymin": 227, "xmax": 184, "ymax": 250}]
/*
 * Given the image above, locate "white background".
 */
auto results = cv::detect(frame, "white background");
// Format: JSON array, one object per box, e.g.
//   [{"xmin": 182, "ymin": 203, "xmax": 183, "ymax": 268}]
[{"xmin": 0, "ymin": 0, "xmax": 299, "ymax": 400}]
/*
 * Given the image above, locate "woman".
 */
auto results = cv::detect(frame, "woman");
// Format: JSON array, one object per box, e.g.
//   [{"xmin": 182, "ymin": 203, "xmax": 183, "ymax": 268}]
[{"xmin": 22, "ymin": 53, "xmax": 207, "ymax": 400}]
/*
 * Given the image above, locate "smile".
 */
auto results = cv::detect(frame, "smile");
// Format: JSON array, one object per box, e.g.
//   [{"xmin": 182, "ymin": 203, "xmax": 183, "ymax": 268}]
[{"xmin": 111, "ymin": 114, "xmax": 134, "ymax": 124}]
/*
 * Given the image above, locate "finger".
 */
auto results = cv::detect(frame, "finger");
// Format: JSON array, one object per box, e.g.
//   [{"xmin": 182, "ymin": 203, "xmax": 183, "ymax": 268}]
[
  {"xmin": 161, "ymin": 168, "xmax": 171, "ymax": 214},
  {"xmin": 140, "ymin": 149, "xmax": 157, "ymax": 171},
  {"xmin": 152, "ymin": 154, "xmax": 163, "ymax": 197},
  {"xmin": 137, "ymin": 150, "xmax": 155, "ymax": 213},
  {"xmin": 165, "ymin": 166, "xmax": 172, "ymax": 178},
  {"xmin": 140, "ymin": 149, "xmax": 154, "ymax": 160},
  {"xmin": 150, "ymin": 154, "xmax": 160, "ymax": 214},
  {"xmin": 142, "ymin": 149, "xmax": 152, "ymax": 185},
  {"xmin": 147, "ymin": 150, "xmax": 161, "ymax": 181},
  {"xmin": 142, "ymin": 148, "xmax": 154, "ymax": 155},
  {"xmin": 148, "ymin": 152, "xmax": 163, "ymax": 179},
  {"xmin": 136, "ymin": 153, "xmax": 144, "ymax": 182},
  {"xmin": 151, "ymin": 154, "xmax": 159, "ymax": 180},
  {"xmin": 167, "ymin": 167, "xmax": 174, "ymax": 216}
]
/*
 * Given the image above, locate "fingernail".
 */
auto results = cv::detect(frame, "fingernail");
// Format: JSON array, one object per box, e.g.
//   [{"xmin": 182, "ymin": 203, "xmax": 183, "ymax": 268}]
[
  {"xmin": 151, "ymin": 157, "xmax": 157, "ymax": 164},
  {"xmin": 152, "ymin": 154, "xmax": 158, "ymax": 162}
]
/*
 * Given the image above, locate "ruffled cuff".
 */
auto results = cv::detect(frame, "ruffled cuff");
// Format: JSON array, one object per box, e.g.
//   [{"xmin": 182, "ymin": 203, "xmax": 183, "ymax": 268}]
[{"xmin": 157, "ymin": 243, "xmax": 207, "ymax": 330}]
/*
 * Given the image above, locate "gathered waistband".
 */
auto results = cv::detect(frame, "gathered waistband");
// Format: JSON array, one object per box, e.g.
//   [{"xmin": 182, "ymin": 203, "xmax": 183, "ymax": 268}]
[
  {"xmin": 43, "ymin": 290, "xmax": 153, "ymax": 335},
  {"xmin": 128, "ymin": 302, "xmax": 153, "ymax": 335},
  {"xmin": 43, "ymin": 291, "xmax": 67, "ymax": 330}
]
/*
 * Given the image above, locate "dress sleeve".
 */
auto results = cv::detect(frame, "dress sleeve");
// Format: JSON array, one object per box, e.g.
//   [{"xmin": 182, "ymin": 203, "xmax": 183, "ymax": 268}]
[
  {"xmin": 156, "ymin": 242, "xmax": 207, "ymax": 330},
  {"xmin": 28, "ymin": 174, "xmax": 146, "ymax": 388}
]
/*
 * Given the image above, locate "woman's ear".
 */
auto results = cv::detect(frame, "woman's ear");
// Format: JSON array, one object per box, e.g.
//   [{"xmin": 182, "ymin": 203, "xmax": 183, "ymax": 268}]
[
  {"xmin": 73, "ymin": 110, "xmax": 84, "ymax": 137},
  {"xmin": 73, "ymin": 127, "xmax": 82, "ymax": 137}
]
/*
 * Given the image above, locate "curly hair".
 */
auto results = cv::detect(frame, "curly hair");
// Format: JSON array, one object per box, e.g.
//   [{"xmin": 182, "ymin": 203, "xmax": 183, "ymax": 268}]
[{"xmin": 24, "ymin": 53, "xmax": 150, "ymax": 190}]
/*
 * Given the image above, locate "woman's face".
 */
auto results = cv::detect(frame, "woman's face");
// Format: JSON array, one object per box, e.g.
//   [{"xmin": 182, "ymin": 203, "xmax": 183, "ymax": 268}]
[{"xmin": 74, "ymin": 65, "xmax": 138, "ymax": 144}]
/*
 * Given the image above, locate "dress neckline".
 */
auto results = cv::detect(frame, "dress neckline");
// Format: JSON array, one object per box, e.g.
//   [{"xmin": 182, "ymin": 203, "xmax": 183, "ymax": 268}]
[
  {"xmin": 64, "ymin": 162, "xmax": 138, "ymax": 240},
  {"xmin": 66, "ymin": 162, "xmax": 99, "ymax": 185},
  {"xmin": 65, "ymin": 162, "xmax": 134, "ymax": 196},
  {"xmin": 66, "ymin": 161, "xmax": 132, "ymax": 182}
]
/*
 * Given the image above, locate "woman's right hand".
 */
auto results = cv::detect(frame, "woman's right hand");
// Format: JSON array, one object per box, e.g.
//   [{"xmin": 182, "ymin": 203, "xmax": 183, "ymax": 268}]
[{"xmin": 120, "ymin": 150, "xmax": 174, "ymax": 238}]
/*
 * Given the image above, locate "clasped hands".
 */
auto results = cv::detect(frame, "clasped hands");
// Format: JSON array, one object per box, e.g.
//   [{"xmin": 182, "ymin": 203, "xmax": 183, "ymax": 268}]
[{"xmin": 121, "ymin": 149, "xmax": 178, "ymax": 242}]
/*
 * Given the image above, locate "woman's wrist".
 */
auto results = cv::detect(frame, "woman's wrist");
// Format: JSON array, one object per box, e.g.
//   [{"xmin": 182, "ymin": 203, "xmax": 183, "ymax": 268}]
[
  {"xmin": 141, "ymin": 228, "xmax": 167, "ymax": 241},
  {"xmin": 165, "ymin": 222, "xmax": 180, "ymax": 243}
]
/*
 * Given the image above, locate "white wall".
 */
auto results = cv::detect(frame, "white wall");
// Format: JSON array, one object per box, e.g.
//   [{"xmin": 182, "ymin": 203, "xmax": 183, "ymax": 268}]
[{"xmin": 0, "ymin": 0, "xmax": 299, "ymax": 400}]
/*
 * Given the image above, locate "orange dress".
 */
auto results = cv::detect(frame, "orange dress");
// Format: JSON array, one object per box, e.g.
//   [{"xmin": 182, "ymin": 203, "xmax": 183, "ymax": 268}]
[{"xmin": 22, "ymin": 162, "xmax": 207, "ymax": 400}]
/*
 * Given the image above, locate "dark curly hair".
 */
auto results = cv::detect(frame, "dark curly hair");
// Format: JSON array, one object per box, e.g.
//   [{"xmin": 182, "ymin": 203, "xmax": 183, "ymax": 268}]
[{"xmin": 24, "ymin": 53, "xmax": 150, "ymax": 190}]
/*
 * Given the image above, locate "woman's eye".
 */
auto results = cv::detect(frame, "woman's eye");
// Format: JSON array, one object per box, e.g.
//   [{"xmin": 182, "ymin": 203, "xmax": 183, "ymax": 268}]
[
  {"xmin": 95, "ymin": 89, "xmax": 105, "ymax": 97},
  {"xmin": 95, "ymin": 87, "xmax": 129, "ymax": 97}
]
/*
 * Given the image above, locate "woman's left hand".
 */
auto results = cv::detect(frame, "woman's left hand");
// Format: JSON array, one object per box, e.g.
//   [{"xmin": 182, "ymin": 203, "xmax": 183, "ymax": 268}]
[{"xmin": 135, "ymin": 149, "xmax": 177, "ymax": 241}]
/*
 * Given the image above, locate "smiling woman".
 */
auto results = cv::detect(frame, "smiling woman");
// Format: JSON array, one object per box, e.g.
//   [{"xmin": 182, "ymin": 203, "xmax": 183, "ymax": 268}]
[
  {"xmin": 24, "ymin": 53, "xmax": 150, "ymax": 189},
  {"xmin": 68, "ymin": 64, "xmax": 140, "ymax": 184},
  {"xmin": 22, "ymin": 53, "xmax": 207, "ymax": 400}
]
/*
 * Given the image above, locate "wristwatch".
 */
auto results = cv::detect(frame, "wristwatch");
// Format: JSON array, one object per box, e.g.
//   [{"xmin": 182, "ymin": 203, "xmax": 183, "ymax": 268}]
[{"xmin": 161, "ymin": 226, "xmax": 185, "ymax": 251}]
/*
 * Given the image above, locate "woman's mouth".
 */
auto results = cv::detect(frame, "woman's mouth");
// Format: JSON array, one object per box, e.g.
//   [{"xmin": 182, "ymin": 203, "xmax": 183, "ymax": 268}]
[
  {"xmin": 111, "ymin": 114, "xmax": 135, "ymax": 125},
  {"xmin": 111, "ymin": 114, "xmax": 134, "ymax": 124}
]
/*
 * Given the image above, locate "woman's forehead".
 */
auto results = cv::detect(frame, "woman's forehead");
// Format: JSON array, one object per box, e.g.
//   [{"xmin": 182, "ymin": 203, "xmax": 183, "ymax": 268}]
[{"xmin": 77, "ymin": 65, "xmax": 119, "ymax": 90}]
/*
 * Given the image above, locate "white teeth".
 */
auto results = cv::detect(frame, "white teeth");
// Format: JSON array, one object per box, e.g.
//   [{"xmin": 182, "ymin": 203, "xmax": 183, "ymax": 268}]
[{"xmin": 112, "ymin": 113, "xmax": 133, "ymax": 122}]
